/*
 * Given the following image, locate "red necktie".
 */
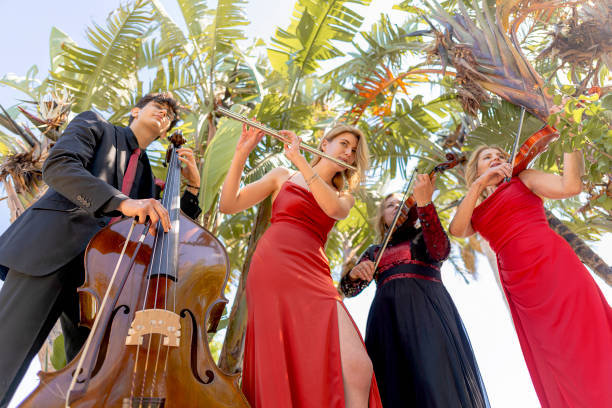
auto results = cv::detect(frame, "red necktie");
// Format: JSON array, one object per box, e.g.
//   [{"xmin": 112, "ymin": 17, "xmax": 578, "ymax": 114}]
[
  {"xmin": 121, "ymin": 147, "xmax": 141, "ymax": 195},
  {"xmin": 110, "ymin": 148, "xmax": 141, "ymax": 224}
]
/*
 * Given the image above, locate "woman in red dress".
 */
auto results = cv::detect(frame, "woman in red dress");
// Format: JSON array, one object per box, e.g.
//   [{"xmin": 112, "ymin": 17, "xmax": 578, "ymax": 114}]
[
  {"xmin": 449, "ymin": 145, "xmax": 612, "ymax": 407},
  {"xmin": 219, "ymin": 123, "xmax": 382, "ymax": 407}
]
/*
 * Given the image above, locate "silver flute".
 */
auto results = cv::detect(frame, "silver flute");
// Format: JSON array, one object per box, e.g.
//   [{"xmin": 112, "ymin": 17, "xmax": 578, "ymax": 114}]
[{"xmin": 216, "ymin": 106, "xmax": 357, "ymax": 172}]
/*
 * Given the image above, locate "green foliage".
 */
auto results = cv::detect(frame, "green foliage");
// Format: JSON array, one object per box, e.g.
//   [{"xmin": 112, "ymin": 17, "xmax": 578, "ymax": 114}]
[
  {"xmin": 1, "ymin": 65, "xmax": 44, "ymax": 101},
  {"xmin": 200, "ymin": 117, "xmax": 242, "ymax": 213},
  {"xmin": 53, "ymin": 0, "xmax": 153, "ymax": 113},
  {"xmin": 269, "ymin": 0, "xmax": 371, "ymax": 78},
  {"xmin": 50, "ymin": 334, "xmax": 67, "ymax": 370}
]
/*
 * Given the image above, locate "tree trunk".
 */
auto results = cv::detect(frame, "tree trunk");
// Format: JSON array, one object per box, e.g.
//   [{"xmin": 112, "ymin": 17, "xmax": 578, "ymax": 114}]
[
  {"xmin": 218, "ymin": 197, "xmax": 272, "ymax": 374},
  {"xmin": 545, "ymin": 210, "xmax": 612, "ymax": 286}
]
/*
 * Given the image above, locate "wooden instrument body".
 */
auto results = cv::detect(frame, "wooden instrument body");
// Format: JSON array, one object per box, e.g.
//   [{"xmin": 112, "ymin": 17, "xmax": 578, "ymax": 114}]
[
  {"xmin": 19, "ymin": 214, "xmax": 249, "ymax": 408},
  {"xmin": 511, "ymin": 125, "xmax": 559, "ymax": 177}
]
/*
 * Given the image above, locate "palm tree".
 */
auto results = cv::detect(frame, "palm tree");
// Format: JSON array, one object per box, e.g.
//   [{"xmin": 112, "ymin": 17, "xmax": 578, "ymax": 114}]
[
  {"xmin": 1, "ymin": 0, "xmax": 610, "ymax": 380},
  {"xmin": 410, "ymin": 0, "xmax": 612, "ymax": 283}
]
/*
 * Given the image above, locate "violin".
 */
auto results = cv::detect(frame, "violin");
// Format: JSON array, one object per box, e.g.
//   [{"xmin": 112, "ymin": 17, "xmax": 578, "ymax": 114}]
[
  {"xmin": 19, "ymin": 132, "xmax": 249, "ymax": 407},
  {"xmin": 372, "ymin": 153, "xmax": 466, "ymax": 273},
  {"xmin": 511, "ymin": 125, "xmax": 558, "ymax": 177},
  {"xmin": 508, "ymin": 85, "xmax": 601, "ymax": 178},
  {"xmin": 394, "ymin": 153, "xmax": 466, "ymax": 231}
]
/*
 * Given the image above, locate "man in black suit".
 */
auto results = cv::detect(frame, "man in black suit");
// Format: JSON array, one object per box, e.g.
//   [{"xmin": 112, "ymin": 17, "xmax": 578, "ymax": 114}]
[{"xmin": 0, "ymin": 92, "xmax": 203, "ymax": 407}]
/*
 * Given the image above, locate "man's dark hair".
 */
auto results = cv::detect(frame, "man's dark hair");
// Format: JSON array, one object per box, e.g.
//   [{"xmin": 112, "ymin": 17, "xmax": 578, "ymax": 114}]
[{"xmin": 129, "ymin": 92, "xmax": 181, "ymax": 131}]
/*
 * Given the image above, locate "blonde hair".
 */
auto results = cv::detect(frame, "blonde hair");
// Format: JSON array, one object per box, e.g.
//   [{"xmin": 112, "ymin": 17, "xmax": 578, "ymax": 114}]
[
  {"xmin": 464, "ymin": 145, "xmax": 508, "ymax": 187},
  {"xmin": 374, "ymin": 193, "xmax": 400, "ymax": 240},
  {"xmin": 310, "ymin": 125, "xmax": 369, "ymax": 191}
]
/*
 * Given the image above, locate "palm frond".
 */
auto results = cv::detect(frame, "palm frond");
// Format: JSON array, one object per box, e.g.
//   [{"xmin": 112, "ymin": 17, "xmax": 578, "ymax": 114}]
[
  {"xmin": 324, "ymin": 14, "xmax": 425, "ymax": 84},
  {"xmin": 201, "ymin": 0, "xmax": 249, "ymax": 65},
  {"xmin": 268, "ymin": 0, "xmax": 371, "ymax": 121},
  {"xmin": 0, "ymin": 66, "xmax": 43, "ymax": 101},
  {"xmin": 52, "ymin": 0, "xmax": 153, "ymax": 112},
  {"xmin": 422, "ymin": 0, "xmax": 554, "ymax": 120},
  {"xmin": 175, "ymin": 0, "xmax": 210, "ymax": 40}
]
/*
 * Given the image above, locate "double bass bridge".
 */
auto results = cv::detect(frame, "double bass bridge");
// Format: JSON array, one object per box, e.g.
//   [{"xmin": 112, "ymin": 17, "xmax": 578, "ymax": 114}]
[
  {"xmin": 125, "ymin": 309, "xmax": 181, "ymax": 347},
  {"xmin": 122, "ymin": 397, "xmax": 165, "ymax": 407}
]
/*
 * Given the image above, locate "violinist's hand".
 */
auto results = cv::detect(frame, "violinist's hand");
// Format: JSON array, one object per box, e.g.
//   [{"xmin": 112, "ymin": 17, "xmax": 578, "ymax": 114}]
[
  {"xmin": 348, "ymin": 260, "xmax": 375, "ymax": 282},
  {"xmin": 476, "ymin": 163, "xmax": 512, "ymax": 188},
  {"xmin": 177, "ymin": 147, "xmax": 200, "ymax": 193},
  {"xmin": 236, "ymin": 122, "xmax": 265, "ymax": 156},
  {"xmin": 118, "ymin": 198, "xmax": 171, "ymax": 233},
  {"xmin": 280, "ymin": 130, "xmax": 307, "ymax": 167},
  {"xmin": 413, "ymin": 174, "xmax": 436, "ymax": 207}
]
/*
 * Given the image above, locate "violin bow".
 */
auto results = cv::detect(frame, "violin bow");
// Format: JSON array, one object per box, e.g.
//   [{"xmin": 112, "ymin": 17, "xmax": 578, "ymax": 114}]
[
  {"xmin": 372, "ymin": 168, "xmax": 418, "ymax": 274},
  {"xmin": 505, "ymin": 106, "xmax": 526, "ymax": 183}
]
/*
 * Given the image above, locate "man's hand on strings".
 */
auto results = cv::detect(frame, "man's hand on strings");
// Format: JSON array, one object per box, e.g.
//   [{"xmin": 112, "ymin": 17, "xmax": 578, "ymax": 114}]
[
  {"xmin": 177, "ymin": 147, "xmax": 200, "ymax": 191},
  {"xmin": 118, "ymin": 198, "xmax": 171, "ymax": 234}
]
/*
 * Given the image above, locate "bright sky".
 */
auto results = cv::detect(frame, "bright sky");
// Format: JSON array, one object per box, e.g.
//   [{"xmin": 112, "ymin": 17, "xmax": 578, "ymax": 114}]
[{"xmin": 1, "ymin": 1, "xmax": 611, "ymax": 407}]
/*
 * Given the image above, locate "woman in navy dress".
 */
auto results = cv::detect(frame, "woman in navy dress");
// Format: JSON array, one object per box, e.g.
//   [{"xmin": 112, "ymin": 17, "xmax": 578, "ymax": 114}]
[{"xmin": 341, "ymin": 174, "xmax": 489, "ymax": 408}]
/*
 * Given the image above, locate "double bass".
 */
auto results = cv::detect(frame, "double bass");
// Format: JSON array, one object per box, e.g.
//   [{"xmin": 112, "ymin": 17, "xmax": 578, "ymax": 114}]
[{"xmin": 20, "ymin": 132, "xmax": 249, "ymax": 407}]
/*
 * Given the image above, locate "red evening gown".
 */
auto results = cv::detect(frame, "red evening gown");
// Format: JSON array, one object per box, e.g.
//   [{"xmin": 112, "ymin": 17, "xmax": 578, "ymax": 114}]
[
  {"xmin": 242, "ymin": 180, "xmax": 382, "ymax": 407},
  {"xmin": 471, "ymin": 177, "xmax": 612, "ymax": 407}
]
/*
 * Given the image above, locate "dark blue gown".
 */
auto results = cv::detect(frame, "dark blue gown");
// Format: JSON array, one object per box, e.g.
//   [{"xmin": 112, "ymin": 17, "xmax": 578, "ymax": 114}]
[{"xmin": 341, "ymin": 203, "xmax": 489, "ymax": 408}]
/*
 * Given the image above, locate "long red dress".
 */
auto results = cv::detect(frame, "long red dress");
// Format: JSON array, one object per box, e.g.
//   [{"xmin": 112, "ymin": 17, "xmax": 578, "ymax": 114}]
[
  {"xmin": 471, "ymin": 177, "xmax": 612, "ymax": 407},
  {"xmin": 242, "ymin": 179, "xmax": 382, "ymax": 407}
]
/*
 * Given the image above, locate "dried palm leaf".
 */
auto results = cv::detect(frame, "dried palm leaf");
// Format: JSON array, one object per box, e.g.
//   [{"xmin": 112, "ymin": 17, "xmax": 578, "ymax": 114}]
[
  {"xmin": 423, "ymin": 0, "xmax": 554, "ymax": 120},
  {"xmin": 538, "ymin": 1, "xmax": 612, "ymax": 70},
  {"xmin": 0, "ymin": 149, "xmax": 47, "ymax": 193}
]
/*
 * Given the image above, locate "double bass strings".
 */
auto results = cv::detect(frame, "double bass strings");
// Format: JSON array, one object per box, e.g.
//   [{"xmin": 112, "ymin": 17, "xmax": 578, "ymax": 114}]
[
  {"xmin": 129, "ymin": 145, "xmax": 182, "ymax": 406},
  {"xmin": 159, "ymin": 146, "xmax": 181, "ymax": 393},
  {"xmin": 150, "ymin": 145, "xmax": 181, "ymax": 402}
]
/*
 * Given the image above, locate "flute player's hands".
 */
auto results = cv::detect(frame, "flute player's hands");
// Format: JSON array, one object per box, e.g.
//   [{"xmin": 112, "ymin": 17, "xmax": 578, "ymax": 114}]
[
  {"xmin": 236, "ymin": 121, "xmax": 265, "ymax": 156},
  {"xmin": 280, "ymin": 130, "xmax": 308, "ymax": 168}
]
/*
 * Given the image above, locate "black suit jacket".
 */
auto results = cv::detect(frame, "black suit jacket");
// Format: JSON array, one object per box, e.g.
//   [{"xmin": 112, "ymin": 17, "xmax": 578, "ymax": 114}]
[{"xmin": 0, "ymin": 111, "xmax": 199, "ymax": 278}]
